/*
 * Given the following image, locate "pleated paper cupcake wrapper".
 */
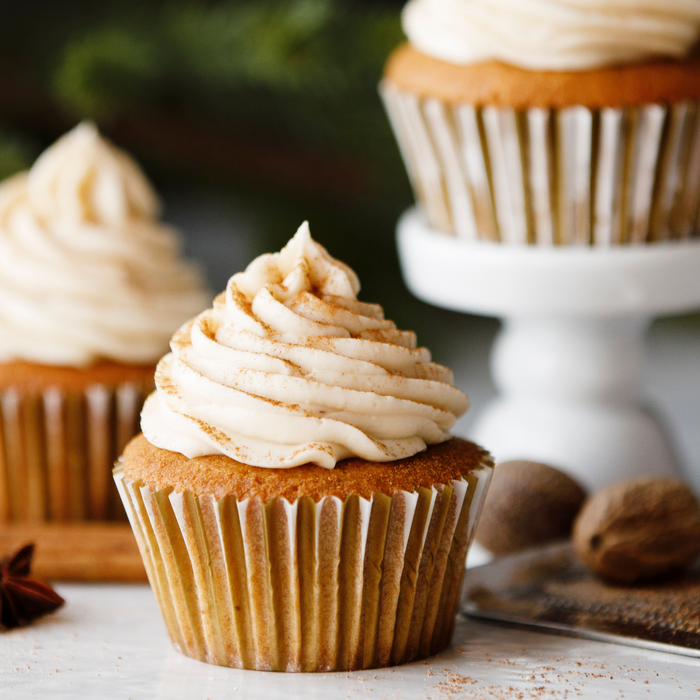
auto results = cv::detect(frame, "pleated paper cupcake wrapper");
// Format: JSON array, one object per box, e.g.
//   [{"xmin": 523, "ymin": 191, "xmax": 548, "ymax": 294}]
[
  {"xmin": 0, "ymin": 382, "xmax": 150, "ymax": 522},
  {"xmin": 114, "ymin": 460, "xmax": 492, "ymax": 672},
  {"xmin": 381, "ymin": 81, "xmax": 700, "ymax": 246}
]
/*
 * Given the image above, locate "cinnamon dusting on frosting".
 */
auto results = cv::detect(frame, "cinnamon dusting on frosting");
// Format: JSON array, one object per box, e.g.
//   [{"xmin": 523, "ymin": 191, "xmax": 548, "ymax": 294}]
[{"xmin": 142, "ymin": 222, "xmax": 469, "ymax": 469}]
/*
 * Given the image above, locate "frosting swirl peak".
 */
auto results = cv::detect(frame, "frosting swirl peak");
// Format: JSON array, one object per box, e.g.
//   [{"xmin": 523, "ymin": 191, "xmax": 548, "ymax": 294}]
[
  {"xmin": 27, "ymin": 121, "xmax": 159, "ymax": 226},
  {"xmin": 403, "ymin": 0, "xmax": 700, "ymax": 71},
  {"xmin": 142, "ymin": 222, "xmax": 469, "ymax": 468},
  {"xmin": 0, "ymin": 122, "xmax": 209, "ymax": 367}
]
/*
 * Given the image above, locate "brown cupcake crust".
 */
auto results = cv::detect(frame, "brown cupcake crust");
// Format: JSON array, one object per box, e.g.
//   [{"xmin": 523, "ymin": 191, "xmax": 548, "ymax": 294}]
[
  {"xmin": 120, "ymin": 433, "xmax": 491, "ymax": 502},
  {"xmin": 0, "ymin": 360, "xmax": 156, "ymax": 392},
  {"xmin": 384, "ymin": 43, "xmax": 700, "ymax": 109}
]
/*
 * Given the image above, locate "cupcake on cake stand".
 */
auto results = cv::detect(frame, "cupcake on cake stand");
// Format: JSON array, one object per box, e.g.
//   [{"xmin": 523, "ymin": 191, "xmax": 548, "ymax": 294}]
[{"xmin": 381, "ymin": 0, "xmax": 700, "ymax": 491}]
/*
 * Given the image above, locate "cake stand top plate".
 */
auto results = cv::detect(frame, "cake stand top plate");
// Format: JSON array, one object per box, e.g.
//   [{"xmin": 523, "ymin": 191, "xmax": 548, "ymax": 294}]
[{"xmin": 397, "ymin": 208, "xmax": 700, "ymax": 317}]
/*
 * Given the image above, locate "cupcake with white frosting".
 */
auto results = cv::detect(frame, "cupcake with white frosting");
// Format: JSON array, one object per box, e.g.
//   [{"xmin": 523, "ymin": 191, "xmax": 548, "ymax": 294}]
[
  {"xmin": 382, "ymin": 0, "xmax": 700, "ymax": 245},
  {"xmin": 114, "ymin": 223, "xmax": 493, "ymax": 671},
  {"xmin": 0, "ymin": 122, "xmax": 208, "ymax": 522}
]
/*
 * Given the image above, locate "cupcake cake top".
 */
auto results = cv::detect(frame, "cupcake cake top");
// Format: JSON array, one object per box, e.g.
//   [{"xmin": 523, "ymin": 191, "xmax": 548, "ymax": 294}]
[
  {"xmin": 0, "ymin": 122, "xmax": 209, "ymax": 367},
  {"xmin": 402, "ymin": 0, "xmax": 700, "ymax": 71},
  {"xmin": 142, "ymin": 222, "xmax": 469, "ymax": 469}
]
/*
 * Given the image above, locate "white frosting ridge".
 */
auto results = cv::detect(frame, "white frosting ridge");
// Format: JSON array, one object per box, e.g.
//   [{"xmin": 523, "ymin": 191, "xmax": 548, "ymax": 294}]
[
  {"xmin": 402, "ymin": 0, "xmax": 700, "ymax": 71},
  {"xmin": 0, "ymin": 122, "xmax": 209, "ymax": 366},
  {"xmin": 142, "ymin": 222, "xmax": 469, "ymax": 468}
]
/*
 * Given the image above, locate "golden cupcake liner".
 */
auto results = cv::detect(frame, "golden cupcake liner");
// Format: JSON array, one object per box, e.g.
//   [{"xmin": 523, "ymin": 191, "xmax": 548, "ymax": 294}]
[
  {"xmin": 114, "ymin": 459, "xmax": 492, "ymax": 672},
  {"xmin": 0, "ymin": 382, "xmax": 150, "ymax": 522},
  {"xmin": 381, "ymin": 82, "xmax": 700, "ymax": 246}
]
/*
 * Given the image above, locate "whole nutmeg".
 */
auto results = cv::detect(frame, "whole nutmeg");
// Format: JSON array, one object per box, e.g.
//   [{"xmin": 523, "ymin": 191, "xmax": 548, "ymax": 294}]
[
  {"xmin": 475, "ymin": 460, "xmax": 586, "ymax": 555},
  {"xmin": 573, "ymin": 478, "xmax": 700, "ymax": 584}
]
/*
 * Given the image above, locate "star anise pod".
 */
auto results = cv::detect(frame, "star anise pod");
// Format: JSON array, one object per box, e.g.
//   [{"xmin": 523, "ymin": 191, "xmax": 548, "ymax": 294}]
[{"xmin": 0, "ymin": 543, "xmax": 64, "ymax": 631}]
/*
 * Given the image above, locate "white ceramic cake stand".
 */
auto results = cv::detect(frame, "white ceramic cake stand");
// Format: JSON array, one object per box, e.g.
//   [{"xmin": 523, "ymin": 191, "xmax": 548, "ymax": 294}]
[{"xmin": 397, "ymin": 208, "xmax": 700, "ymax": 491}]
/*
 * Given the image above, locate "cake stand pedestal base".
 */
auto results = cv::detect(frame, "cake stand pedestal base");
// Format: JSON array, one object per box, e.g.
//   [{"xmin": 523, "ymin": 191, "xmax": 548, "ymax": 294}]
[{"xmin": 397, "ymin": 208, "xmax": 700, "ymax": 491}]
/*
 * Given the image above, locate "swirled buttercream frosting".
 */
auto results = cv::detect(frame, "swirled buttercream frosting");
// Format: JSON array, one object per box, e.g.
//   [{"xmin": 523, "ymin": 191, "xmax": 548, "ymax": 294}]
[
  {"xmin": 0, "ymin": 122, "xmax": 209, "ymax": 366},
  {"xmin": 142, "ymin": 222, "xmax": 469, "ymax": 469},
  {"xmin": 402, "ymin": 0, "xmax": 700, "ymax": 71}
]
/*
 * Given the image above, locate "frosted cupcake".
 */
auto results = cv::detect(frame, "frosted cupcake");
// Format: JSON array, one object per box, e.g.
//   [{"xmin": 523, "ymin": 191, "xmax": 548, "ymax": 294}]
[
  {"xmin": 115, "ymin": 223, "xmax": 492, "ymax": 671},
  {"xmin": 0, "ymin": 122, "xmax": 209, "ymax": 522},
  {"xmin": 382, "ymin": 1, "xmax": 700, "ymax": 245}
]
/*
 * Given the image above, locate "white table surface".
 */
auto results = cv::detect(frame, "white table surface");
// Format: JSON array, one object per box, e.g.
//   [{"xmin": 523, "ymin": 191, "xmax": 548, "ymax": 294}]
[{"xmin": 2, "ymin": 583, "xmax": 700, "ymax": 699}]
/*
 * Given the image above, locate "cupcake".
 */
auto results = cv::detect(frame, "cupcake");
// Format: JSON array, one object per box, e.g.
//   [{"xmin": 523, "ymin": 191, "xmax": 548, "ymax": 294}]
[
  {"xmin": 0, "ymin": 122, "xmax": 209, "ymax": 522},
  {"xmin": 114, "ymin": 223, "xmax": 492, "ymax": 671},
  {"xmin": 381, "ymin": 1, "xmax": 700, "ymax": 245}
]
